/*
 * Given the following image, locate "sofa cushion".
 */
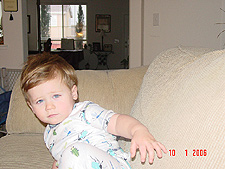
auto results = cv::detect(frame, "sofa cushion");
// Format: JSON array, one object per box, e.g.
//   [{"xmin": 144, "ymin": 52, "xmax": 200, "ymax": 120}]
[
  {"xmin": 6, "ymin": 78, "xmax": 45, "ymax": 133},
  {"xmin": 128, "ymin": 46, "xmax": 225, "ymax": 168},
  {"xmin": 0, "ymin": 134, "xmax": 52, "ymax": 169},
  {"xmin": 6, "ymin": 67, "xmax": 147, "ymax": 134},
  {"xmin": 103, "ymin": 66, "xmax": 148, "ymax": 115},
  {"xmin": 76, "ymin": 66, "xmax": 147, "ymax": 115}
]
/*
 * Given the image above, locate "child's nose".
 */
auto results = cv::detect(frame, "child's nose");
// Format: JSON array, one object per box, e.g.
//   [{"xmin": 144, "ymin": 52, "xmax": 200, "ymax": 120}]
[{"xmin": 45, "ymin": 101, "xmax": 55, "ymax": 111}]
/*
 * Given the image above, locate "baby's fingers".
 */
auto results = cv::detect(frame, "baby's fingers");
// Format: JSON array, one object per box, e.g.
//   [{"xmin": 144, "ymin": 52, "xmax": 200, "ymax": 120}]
[
  {"xmin": 153, "ymin": 143, "xmax": 163, "ymax": 159},
  {"xmin": 139, "ymin": 146, "xmax": 147, "ymax": 163},
  {"xmin": 130, "ymin": 141, "xmax": 138, "ymax": 158},
  {"xmin": 146, "ymin": 146, "xmax": 155, "ymax": 164},
  {"xmin": 147, "ymin": 142, "xmax": 167, "ymax": 163},
  {"xmin": 158, "ymin": 142, "xmax": 168, "ymax": 154},
  {"xmin": 153, "ymin": 142, "xmax": 167, "ymax": 159}
]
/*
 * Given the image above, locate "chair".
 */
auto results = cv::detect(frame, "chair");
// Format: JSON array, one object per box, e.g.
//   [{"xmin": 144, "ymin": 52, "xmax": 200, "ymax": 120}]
[
  {"xmin": 61, "ymin": 38, "xmax": 75, "ymax": 50},
  {"xmin": 44, "ymin": 38, "xmax": 52, "ymax": 52},
  {"xmin": 0, "ymin": 68, "xmax": 22, "ymax": 91},
  {"xmin": 0, "ymin": 68, "xmax": 22, "ymax": 127}
]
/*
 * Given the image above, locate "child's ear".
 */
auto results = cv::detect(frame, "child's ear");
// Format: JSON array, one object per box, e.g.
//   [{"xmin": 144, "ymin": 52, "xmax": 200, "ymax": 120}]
[
  {"xmin": 71, "ymin": 85, "xmax": 78, "ymax": 100},
  {"xmin": 27, "ymin": 101, "xmax": 34, "ymax": 113}
]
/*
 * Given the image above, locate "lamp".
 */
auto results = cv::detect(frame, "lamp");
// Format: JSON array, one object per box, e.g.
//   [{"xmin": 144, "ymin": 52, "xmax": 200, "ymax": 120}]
[{"xmin": 100, "ymin": 29, "xmax": 105, "ymax": 51}]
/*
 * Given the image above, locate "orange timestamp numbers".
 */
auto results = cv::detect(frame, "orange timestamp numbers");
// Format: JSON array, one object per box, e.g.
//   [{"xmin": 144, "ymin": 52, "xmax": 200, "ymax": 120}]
[{"xmin": 169, "ymin": 149, "xmax": 207, "ymax": 157}]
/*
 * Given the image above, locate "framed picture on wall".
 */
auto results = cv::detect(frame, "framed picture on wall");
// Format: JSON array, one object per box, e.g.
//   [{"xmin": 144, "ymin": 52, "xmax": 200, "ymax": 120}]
[
  {"xmin": 103, "ymin": 44, "xmax": 112, "ymax": 51},
  {"xmin": 95, "ymin": 14, "xmax": 111, "ymax": 33},
  {"xmin": 4, "ymin": 0, "xmax": 18, "ymax": 12}
]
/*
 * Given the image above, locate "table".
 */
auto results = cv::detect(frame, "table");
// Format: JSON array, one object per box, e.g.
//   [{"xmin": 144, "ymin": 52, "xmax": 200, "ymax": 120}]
[
  {"xmin": 51, "ymin": 50, "xmax": 84, "ymax": 70},
  {"xmin": 91, "ymin": 51, "xmax": 113, "ymax": 69}
]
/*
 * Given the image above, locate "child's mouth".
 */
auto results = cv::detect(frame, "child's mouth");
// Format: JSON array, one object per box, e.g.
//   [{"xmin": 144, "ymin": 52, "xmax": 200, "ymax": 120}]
[{"xmin": 48, "ymin": 114, "xmax": 58, "ymax": 118}]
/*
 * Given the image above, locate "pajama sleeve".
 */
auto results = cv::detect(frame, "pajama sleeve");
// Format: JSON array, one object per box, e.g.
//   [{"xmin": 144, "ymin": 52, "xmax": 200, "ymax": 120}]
[{"xmin": 82, "ymin": 102, "xmax": 116, "ymax": 132}]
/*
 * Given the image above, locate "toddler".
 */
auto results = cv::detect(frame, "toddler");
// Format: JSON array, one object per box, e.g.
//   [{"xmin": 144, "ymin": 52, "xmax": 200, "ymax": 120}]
[{"xmin": 20, "ymin": 53, "xmax": 167, "ymax": 169}]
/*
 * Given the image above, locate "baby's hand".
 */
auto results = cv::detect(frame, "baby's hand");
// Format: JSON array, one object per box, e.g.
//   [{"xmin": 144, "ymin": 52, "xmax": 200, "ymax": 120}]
[{"xmin": 130, "ymin": 128, "xmax": 167, "ymax": 164}]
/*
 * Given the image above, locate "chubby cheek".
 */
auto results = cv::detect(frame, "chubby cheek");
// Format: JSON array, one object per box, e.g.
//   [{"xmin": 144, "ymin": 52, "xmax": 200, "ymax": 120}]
[
  {"xmin": 59, "ymin": 96, "xmax": 76, "ymax": 112},
  {"xmin": 58, "ymin": 103, "xmax": 72, "ymax": 114},
  {"xmin": 30, "ymin": 105, "xmax": 45, "ymax": 119},
  {"xmin": 28, "ymin": 103, "xmax": 40, "ymax": 116},
  {"xmin": 32, "ymin": 107, "xmax": 40, "ymax": 115}
]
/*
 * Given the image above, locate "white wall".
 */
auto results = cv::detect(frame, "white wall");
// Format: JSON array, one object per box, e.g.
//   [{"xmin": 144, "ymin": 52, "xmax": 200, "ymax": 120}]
[
  {"xmin": 0, "ymin": 0, "xmax": 28, "ymax": 69},
  {"xmin": 130, "ymin": 0, "xmax": 225, "ymax": 68},
  {"xmin": 129, "ymin": 0, "xmax": 143, "ymax": 68}
]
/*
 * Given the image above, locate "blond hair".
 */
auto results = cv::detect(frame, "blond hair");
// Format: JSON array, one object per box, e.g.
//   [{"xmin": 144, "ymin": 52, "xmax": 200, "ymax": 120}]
[{"xmin": 20, "ymin": 53, "xmax": 78, "ymax": 101}]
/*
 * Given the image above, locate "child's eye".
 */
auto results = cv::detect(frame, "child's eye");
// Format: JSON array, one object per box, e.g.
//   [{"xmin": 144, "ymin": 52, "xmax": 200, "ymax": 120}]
[
  {"xmin": 53, "ymin": 94, "xmax": 60, "ymax": 99},
  {"xmin": 36, "ymin": 99, "xmax": 43, "ymax": 104}
]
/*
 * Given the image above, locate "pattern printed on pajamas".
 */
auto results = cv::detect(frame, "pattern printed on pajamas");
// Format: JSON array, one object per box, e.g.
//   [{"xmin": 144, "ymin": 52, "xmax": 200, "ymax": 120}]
[{"xmin": 44, "ymin": 101, "xmax": 131, "ymax": 169}]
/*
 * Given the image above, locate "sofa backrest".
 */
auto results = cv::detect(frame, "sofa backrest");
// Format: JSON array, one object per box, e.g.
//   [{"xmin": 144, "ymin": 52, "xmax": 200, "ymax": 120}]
[
  {"xmin": 129, "ymin": 46, "xmax": 225, "ymax": 168},
  {"xmin": 6, "ymin": 66, "xmax": 148, "ymax": 134}
]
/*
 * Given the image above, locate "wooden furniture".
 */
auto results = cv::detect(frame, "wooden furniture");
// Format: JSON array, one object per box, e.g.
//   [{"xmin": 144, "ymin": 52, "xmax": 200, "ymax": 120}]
[
  {"xmin": 91, "ymin": 51, "xmax": 113, "ymax": 69},
  {"xmin": 28, "ymin": 50, "xmax": 84, "ymax": 70},
  {"xmin": 51, "ymin": 50, "xmax": 84, "ymax": 70}
]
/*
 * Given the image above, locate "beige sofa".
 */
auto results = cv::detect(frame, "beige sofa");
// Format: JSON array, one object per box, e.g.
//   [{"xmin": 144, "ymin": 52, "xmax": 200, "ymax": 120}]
[{"xmin": 0, "ymin": 46, "xmax": 225, "ymax": 169}]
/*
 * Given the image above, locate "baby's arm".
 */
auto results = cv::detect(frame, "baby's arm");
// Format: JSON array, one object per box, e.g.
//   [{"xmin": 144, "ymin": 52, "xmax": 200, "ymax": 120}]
[
  {"xmin": 52, "ymin": 160, "xmax": 57, "ymax": 169},
  {"xmin": 108, "ymin": 114, "xmax": 167, "ymax": 164}
]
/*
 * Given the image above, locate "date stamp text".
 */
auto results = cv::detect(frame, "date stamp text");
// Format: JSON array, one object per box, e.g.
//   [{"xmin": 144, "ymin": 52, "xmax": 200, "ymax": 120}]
[{"xmin": 169, "ymin": 149, "xmax": 207, "ymax": 157}]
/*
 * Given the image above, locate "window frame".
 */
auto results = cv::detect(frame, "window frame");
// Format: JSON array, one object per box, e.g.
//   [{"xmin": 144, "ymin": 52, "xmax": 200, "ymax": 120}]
[
  {"xmin": 39, "ymin": 4, "xmax": 87, "ymax": 50},
  {"xmin": 0, "ymin": 0, "xmax": 3, "ymax": 45}
]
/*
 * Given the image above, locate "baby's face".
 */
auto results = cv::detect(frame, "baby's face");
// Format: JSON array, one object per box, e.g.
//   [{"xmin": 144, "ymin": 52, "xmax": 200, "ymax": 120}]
[{"xmin": 27, "ymin": 75, "xmax": 77, "ymax": 125}]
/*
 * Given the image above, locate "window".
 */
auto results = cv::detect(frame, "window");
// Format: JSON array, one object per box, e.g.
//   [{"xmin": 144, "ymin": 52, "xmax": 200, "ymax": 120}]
[
  {"xmin": 40, "ymin": 4, "xmax": 87, "ymax": 50},
  {"xmin": 0, "ymin": 0, "xmax": 3, "ymax": 45}
]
